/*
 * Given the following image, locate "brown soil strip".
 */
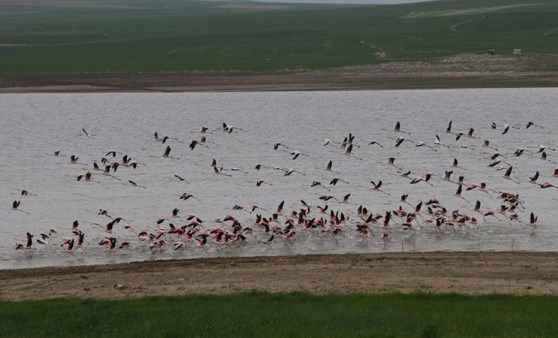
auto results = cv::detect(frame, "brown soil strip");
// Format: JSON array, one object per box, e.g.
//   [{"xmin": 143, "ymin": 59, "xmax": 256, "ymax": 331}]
[
  {"xmin": 1, "ymin": 252, "xmax": 558, "ymax": 301},
  {"xmin": 0, "ymin": 70, "xmax": 557, "ymax": 93}
]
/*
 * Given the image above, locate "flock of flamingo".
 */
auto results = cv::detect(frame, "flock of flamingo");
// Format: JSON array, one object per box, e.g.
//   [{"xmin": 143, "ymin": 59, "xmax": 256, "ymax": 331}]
[{"xmin": 6, "ymin": 116, "xmax": 558, "ymax": 260}]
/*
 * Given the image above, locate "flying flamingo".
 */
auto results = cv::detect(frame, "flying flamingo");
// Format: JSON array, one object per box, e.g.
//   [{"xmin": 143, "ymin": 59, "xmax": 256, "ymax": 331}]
[
  {"xmin": 529, "ymin": 212, "xmax": 538, "ymax": 228},
  {"xmin": 388, "ymin": 157, "xmax": 400, "ymax": 169},
  {"xmin": 128, "ymin": 180, "xmax": 147, "ymax": 189},
  {"xmin": 162, "ymin": 145, "xmax": 179, "ymax": 159},
  {"xmin": 526, "ymin": 121, "xmax": 543, "ymax": 129},
  {"xmin": 256, "ymin": 180, "xmax": 273, "ymax": 187},
  {"xmin": 82, "ymin": 128, "xmax": 95, "ymax": 137},
  {"xmin": 214, "ymin": 166, "xmax": 232, "ymax": 177},
  {"xmin": 394, "ymin": 121, "xmax": 410, "ymax": 134},
  {"xmin": 538, "ymin": 182, "xmax": 557, "ymax": 189},
  {"xmin": 369, "ymin": 140, "xmax": 384, "ymax": 147},
  {"xmin": 20, "ymin": 190, "xmax": 37, "ymax": 197},
  {"xmin": 503, "ymin": 166, "xmax": 520, "ymax": 184},
  {"xmin": 76, "ymin": 171, "xmax": 92, "ymax": 182},
  {"xmin": 284, "ymin": 168, "xmax": 305, "ymax": 176},
  {"xmin": 446, "ymin": 121, "xmax": 453, "ymax": 133},
  {"xmin": 290, "ymin": 150, "xmax": 309, "ymax": 160},
  {"xmin": 10, "ymin": 200, "xmax": 30, "ymax": 215},
  {"xmin": 370, "ymin": 180, "xmax": 390, "ymax": 195},
  {"xmin": 329, "ymin": 177, "xmax": 348, "ymax": 186},
  {"xmin": 454, "ymin": 184, "xmax": 469, "ymax": 203},
  {"xmin": 528, "ymin": 171, "xmax": 539, "ymax": 184},
  {"xmin": 62, "ymin": 238, "xmax": 75, "ymax": 252},
  {"xmin": 180, "ymin": 192, "xmax": 200, "ymax": 201},
  {"xmin": 190, "ymin": 140, "xmax": 208, "ymax": 150},
  {"xmin": 344, "ymin": 144, "xmax": 362, "ymax": 160},
  {"xmin": 415, "ymin": 140, "xmax": 437, "ymax": 152},
  {"xmin": 311, "ymin": 181, "xmax": 330, "ymax": 191},
  {"xmin": 434, "ymin": 134, "xmax": 450, "ymax": 148},
  {"xmin": 174, "ymin": 174, "xmax": 189, "ymax": 183}
]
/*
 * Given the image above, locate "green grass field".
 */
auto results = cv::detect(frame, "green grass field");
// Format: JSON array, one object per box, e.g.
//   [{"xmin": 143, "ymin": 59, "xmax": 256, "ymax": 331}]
[
  {"xmin": 2, "ymin": 292, "xmax": 558, "ymax": 337},
  {"xmin": 0, "ymin": 0, "xmax": 557, "ymax": 74}
]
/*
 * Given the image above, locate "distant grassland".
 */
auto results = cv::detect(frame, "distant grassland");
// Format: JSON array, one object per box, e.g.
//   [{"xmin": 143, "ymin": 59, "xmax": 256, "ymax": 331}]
[
  {"xmin": 0, "ymin": 0, "xmax": 557, "ymax": 74},
  {"xmin": 3, "ymin": 292, "xmax": 558, "ymax": 337}
]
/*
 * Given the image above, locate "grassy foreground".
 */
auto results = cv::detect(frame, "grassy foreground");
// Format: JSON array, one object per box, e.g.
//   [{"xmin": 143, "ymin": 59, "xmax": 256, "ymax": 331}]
[
  {"xmin": 1, "ymin": 0, "xmax": 558, "ymax": 74},
  {"xmin": 2, "ymin": 292, "xmax": 558, "ymax": 337}
]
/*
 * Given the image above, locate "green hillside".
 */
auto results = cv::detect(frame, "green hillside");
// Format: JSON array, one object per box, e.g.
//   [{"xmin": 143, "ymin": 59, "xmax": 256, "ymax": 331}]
[{"xmin": 0, "ymin": 0, "xmax": 557, "ymax": 74}]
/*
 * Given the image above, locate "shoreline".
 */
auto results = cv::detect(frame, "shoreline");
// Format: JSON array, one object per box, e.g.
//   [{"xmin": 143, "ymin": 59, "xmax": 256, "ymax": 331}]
[
  {"xmin": 1, "ymin": 69, "xmax": 557, "ymax": 93},
  {"xmin": 2, "ymin": 251, "xmax": 558, "ymax": 300}
]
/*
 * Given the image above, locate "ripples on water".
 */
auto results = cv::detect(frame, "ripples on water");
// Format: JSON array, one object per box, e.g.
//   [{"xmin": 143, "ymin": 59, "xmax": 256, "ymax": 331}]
[{"xmin": 1, "ymin": 89, "xmax": 557, "ymax": 269}]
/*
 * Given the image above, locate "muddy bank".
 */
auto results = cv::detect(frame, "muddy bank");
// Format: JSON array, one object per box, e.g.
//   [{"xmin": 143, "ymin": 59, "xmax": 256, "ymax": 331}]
[{"xmin": 2, "ymin": 252, "xmax": 558, "ymax": 301}]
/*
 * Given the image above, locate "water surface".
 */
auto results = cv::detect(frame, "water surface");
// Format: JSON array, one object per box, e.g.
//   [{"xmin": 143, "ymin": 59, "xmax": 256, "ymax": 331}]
[{"xmin": 1, "ymin": 88, "xmax": 557, "ymax": 269}]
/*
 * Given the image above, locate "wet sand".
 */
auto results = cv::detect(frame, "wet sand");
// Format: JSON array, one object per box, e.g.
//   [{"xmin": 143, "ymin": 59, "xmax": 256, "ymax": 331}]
[{"xmin": 2, "ymin": 252, "xmax": 558, "ymax": 301}]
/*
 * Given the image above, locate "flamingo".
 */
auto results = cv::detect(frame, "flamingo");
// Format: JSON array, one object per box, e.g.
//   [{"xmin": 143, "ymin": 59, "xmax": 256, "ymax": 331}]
[
  {"xmin": 190, "ymin": 140, "xmax": 208, "ymax": 150},
  {"xmin": 76, "ymin": 172, "xmax": 92, "ymax": 182},
  {"xmin": 395, "ymin": 137, "xmax": 407, "ymax": 147},
  {"xmin": 82, "ymin": 128, "xmax": 94, "ymax": 137},
  {"xmin": 284, "ymin": 168, "xmax": 305, "ymax": 176},
  {"xmin": 273, "ymin": 143, "xmax": 289, "ymax": 150},
  {"xmin": 434, "ymin": 134, "xmax": 450, "ymax": 148},
  {"xmin": 163, "ymin": 146, "xmax": 172, "ymax": 158},
  {"xmin": 223, "ymin": 123, "xmax": 242, "ymax": 133},
  {"xmin": 503, "ymin": 166, "xmax": 520, "ymax": 184},
  {"xmin": 180, "ymin": 192, "xmax": 200, "ymax": 201},
  {"xmin": 455, "ymin": 184, "xmax": 469, "ymax": 203},
  {"xmin": 291, "ymin": 150, "xmax": 309, "ymax": 160},
  {"xmin": 344, "ymin": 143, "xmax": 362, "ymax": 160},
  {"xmin": 394, "ymin": 121, "xmax": 410, "ymax": 134},
  {"xmin": 128, "ymin": 180, "xmax": 147, "ymax": 189},
  {"xmin": 256, "ymin": 180, "xmax": 272, "ymax": 187},
  {"xmin": 446, "ymin": 121, "xmax": 453, "ymax": 133},
  {"xmin": 528, "ymin": 171, "xmax": 539, "ymax": 184},
  {"xmin": 214, "ymin": 166, "xmax": 232, "ymax": 177},
  {"xmin": 530, "ymin": 212, "xmax": 538, "ymax": 228},
  {"xmin": 174, "ymin": 174, "xmax": 189, "ymax": 183},
  {"xmin": 62, "ymin": 238, "xmax": 75, "ymax": 252},
  {"xmin": 12, "ymin": 200, "xmax": 20, "ymax": 210},
  {"xmin": 369, "ymin": 140, "xmax": 384, "ymax": 147},
  {"xmin": 329, "ymin": 177, "xmax": 348, "ymax": 186},
  {"xmin": 371, "ymin": 180, "xmax": 389, "ymax": 195}
]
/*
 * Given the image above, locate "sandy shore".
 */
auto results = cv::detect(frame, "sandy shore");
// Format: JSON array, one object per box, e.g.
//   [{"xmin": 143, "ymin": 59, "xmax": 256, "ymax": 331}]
[{"xmin": 2, "ymin": 252, "xmax": 558, "ymax": 301}]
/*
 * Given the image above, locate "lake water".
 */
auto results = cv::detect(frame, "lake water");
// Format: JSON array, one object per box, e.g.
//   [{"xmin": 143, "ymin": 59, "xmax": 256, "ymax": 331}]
[{"xmin": 1, "ymin": 88, "xmax": 557, "ymax": 269}]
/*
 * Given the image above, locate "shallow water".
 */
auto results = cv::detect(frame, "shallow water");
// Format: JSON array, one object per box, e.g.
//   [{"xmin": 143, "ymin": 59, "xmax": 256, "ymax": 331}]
[{"xmin": 1, "ymin": 88, "xmax": 557, "ymax": 269}]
